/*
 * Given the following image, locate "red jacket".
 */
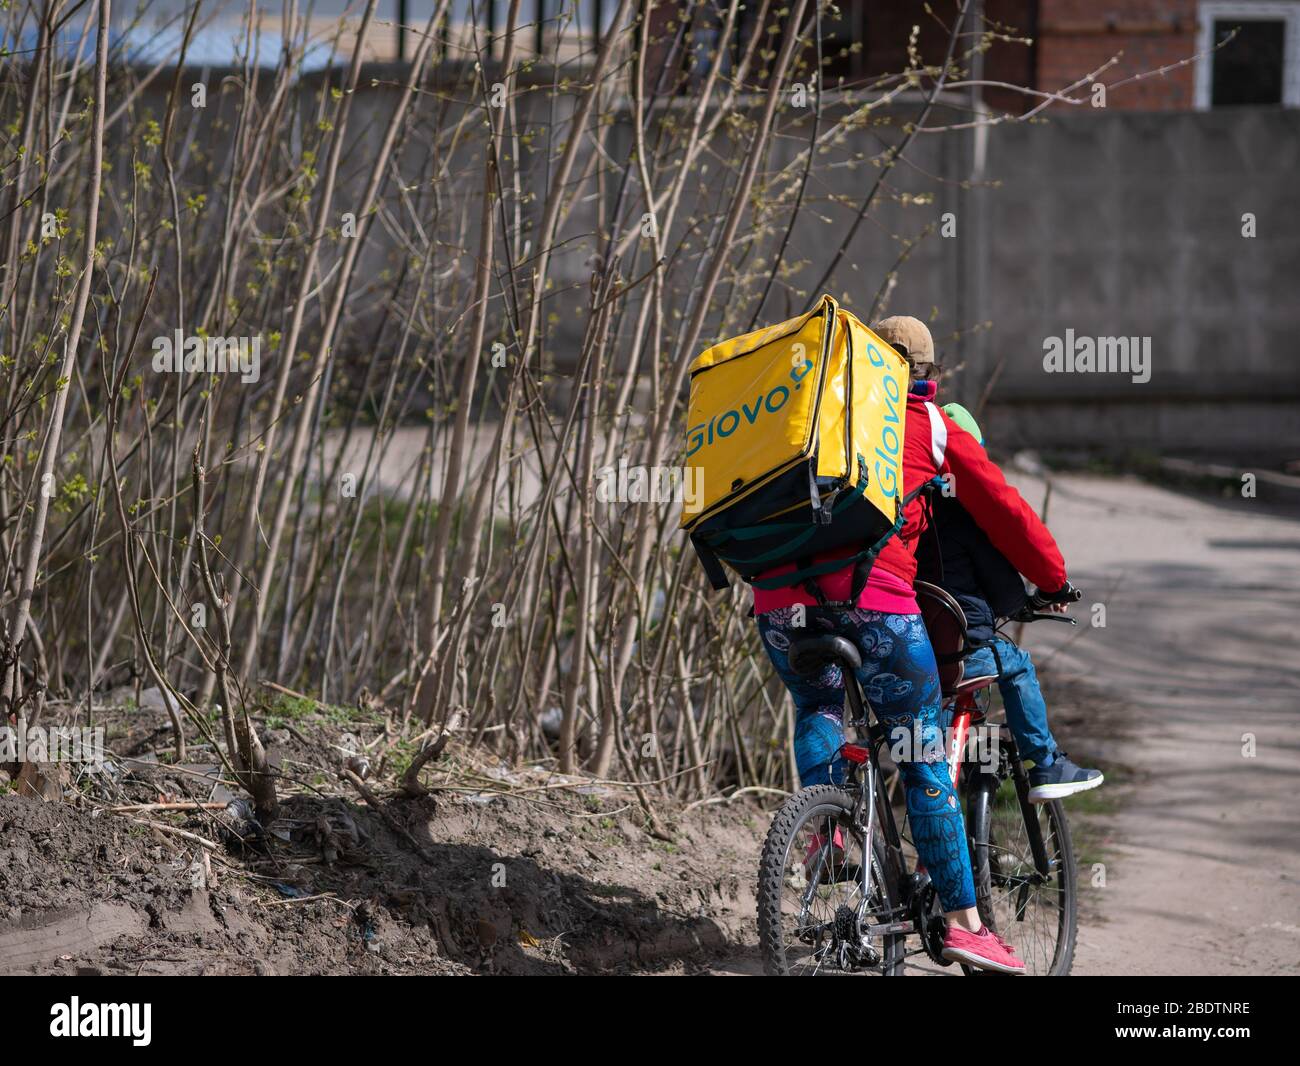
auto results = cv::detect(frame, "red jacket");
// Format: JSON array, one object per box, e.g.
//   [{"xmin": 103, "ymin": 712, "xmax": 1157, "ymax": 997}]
[{"xmin": 755, "ymin": 381, "xmax": 1066, "ymax": 607}]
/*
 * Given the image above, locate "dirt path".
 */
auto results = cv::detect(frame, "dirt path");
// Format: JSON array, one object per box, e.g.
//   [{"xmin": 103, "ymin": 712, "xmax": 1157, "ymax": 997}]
[{"xmin": 1008, "ymin": 471, "xmax": 1300, "ymax": 976}]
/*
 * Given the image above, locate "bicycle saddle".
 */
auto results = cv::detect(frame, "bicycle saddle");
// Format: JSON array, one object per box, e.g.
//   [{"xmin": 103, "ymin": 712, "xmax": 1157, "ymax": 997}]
[{"xmin": 787, "ymin": 635, "xmax": 862, "ymax": 676}]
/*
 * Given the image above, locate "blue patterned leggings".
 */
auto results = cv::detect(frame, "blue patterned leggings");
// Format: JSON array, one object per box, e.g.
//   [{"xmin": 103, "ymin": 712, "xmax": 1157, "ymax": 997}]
[{"xmin": 757, "ymin": 606, "xmax": 976, "ymax": 912}]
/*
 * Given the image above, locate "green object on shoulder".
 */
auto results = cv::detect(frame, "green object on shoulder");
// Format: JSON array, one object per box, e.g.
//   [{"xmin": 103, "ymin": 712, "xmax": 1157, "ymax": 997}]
[{"xmin": 942, "ymin": 402, "xmax": 983, "ymax": 445}]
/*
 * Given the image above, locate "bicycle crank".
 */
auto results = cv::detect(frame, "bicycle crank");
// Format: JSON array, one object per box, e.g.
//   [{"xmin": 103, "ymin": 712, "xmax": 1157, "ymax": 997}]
[{"xmin": 913, "ymin": 883, "xmax": 953, "ymax": 966}]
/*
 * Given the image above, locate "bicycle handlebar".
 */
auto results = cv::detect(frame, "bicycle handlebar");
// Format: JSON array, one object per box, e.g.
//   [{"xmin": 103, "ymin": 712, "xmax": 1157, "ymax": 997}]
[
  {"xmin": 1028, "ymin": 580, "xmax": 1082, "ymax": 611},
  {"xmin": 1008, "ymin": 580, "xmax": 1082, "ymax": 626},
  {"xmin": 1008, "ymin": 608, "xmax": 1077, "ymax": 626}
]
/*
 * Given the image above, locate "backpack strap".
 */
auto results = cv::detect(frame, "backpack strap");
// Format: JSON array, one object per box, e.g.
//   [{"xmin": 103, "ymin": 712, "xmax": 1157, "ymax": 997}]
[
  {"xmin": 843, "ymin": 480, "xmax": 933, "ymax": 602},
  {"xmin": 690, "ymin": 532, "xmax": 731, "ymax": 591},
  {"xmin": 706, "ymin": 465, "xmax": 870, "ymax": 568},
  {"xmin": 807, "ymin": 459, "xmax": 830, "ymax": 526},
  {"xmin": 797, "ymin": 555, "xmax": 831, "ymax": 607},
  {"xmin": 900, "ymin": 479, "xmax": 933, "ymax": 514},
  {"xmin": 756, "ymin": 481, "xmax": 932, "ymax": 605},
  {"xmin": 750, "ymin": 552, "xmax": 868, "ymax": 592}
]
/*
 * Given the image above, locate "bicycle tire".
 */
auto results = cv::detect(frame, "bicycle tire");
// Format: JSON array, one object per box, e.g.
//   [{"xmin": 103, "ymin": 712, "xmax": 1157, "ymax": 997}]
[
  {"xmin": 757, "ymin": 784, "xmax": 904, "ymax": 976},
  {"xmin": 968, "ymin": 773, "xmax": 1078, "ymax": 976}
]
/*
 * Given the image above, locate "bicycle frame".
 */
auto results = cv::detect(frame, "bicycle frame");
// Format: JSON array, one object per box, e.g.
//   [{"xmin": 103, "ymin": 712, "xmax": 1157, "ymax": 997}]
[
  {"xmin": 829, "ymin": 644, "xmax": 1054, "ymax": 949},
  {"xmin": 779, "ymin": 605, "xmax": 1075, "ymax": 971}
]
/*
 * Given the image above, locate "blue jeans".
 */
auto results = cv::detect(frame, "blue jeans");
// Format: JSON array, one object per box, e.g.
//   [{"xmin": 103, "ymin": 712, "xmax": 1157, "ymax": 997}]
[
  {"xmin": 963, "ymin": 637, "xmax": 1057, "ymax": 768},
  {"xmin": 756, "ymin": 606, "xmax": 976, "ymax": 912}
]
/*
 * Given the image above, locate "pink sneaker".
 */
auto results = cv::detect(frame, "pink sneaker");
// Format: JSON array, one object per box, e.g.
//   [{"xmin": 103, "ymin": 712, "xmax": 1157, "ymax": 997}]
[
  {"xmin": 941, "ymin": 924, "xmax": 1025, "ymax": 974},
  {"xmin": 803, "ymin": 827, "xmax": 846, "ymax": 878}
]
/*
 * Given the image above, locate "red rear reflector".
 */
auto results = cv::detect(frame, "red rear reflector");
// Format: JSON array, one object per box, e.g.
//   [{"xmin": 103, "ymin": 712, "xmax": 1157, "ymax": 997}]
[{"xmin": 841, "ymin": 744, "xmax": 870, "ymax": 764}]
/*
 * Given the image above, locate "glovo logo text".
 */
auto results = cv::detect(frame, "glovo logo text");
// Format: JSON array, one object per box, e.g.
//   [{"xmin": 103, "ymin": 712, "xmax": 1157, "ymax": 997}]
[
  {"xmin": 867, "ymin": 341, "xmax": 903, "ymax": 499},
  {"xmin": 685, "ymin": 346, "xmax": 814, "ymax": 460}
]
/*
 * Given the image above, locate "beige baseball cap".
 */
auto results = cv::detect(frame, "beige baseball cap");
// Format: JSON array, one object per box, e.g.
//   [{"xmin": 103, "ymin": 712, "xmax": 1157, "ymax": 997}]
[{"xmin": 873, "ymin": 316, "xmax": 934, "ymax": 364}]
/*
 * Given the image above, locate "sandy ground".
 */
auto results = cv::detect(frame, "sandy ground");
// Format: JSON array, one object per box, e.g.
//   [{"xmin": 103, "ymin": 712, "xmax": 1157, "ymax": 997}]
[{"xmin": 1007, "ymin": 471, "xmax": 1300, "ymax": 976}]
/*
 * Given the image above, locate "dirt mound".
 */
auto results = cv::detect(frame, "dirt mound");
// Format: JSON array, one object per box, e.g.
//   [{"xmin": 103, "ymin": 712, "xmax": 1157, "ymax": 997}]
[
  {"xmin": 0, "ymin": 702, "xmax": 762, "ymax": 975},
  {"xmin": 1, "ymin": 661, "xmax": 1123, "ymax": 977}
]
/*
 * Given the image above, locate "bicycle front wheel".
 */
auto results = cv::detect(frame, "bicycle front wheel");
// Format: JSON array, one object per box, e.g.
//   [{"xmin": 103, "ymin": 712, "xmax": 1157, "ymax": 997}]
[
  {"xmin": 968, "ymin": 773, "xmax": 1078, "ymax": 975},
  {"xmin": 757, "ymin": 784, "xmax": 904, "ymax": 976}
]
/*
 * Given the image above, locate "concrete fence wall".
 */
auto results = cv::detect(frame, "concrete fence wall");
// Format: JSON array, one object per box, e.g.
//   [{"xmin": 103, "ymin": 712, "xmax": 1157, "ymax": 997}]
[
  {"xmin": 970, "ymin": 108, "xmax": 1300, "ymax": 465},
  {"xmin": 756, "ymin": 104, "xmax": 1299, "ymax": 465},
  {"xmin": 599, "ymin": 100, "xmax": 1300, "ymax": 465},
  {"xmin": 121, "ymin": 71, "xmax": 1300, "ymax": 465}
]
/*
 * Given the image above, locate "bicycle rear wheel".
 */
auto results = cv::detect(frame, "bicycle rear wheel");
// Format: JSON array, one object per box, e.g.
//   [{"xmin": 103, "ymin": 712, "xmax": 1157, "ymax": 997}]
[
  {"xmin": 968, "ymin": 772, "xmax": 1078, "ymax": 975},
  {"xmin": 757, "ymin": 784, "xmax": 904, "ymax": 976}
]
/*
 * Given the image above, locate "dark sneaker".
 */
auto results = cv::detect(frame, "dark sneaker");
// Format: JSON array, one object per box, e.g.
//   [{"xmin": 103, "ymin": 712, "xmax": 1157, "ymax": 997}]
[{"xmin": 1027, "ymin": 751, "xmax": 1103, "ymax": 803}]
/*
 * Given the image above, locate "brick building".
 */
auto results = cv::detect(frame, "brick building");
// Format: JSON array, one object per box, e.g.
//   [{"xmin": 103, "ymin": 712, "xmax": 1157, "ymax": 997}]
[
  {"xmin": 647, "ymin": 0, "xmax": 1300, "ymax": 112},
  {"xmin": 1037, "ymin": 0, "xmax": 1300, "ymax": 109}
]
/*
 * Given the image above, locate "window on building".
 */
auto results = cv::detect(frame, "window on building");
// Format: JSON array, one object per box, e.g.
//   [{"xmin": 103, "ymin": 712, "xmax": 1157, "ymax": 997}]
[
  {"xmin": 1197, "ymin": 2, "xmax": 1300, "ymax": 108},
  {"xmin": 1212, "ymin": 18, "xmax": 1285, "ymax": 104}
]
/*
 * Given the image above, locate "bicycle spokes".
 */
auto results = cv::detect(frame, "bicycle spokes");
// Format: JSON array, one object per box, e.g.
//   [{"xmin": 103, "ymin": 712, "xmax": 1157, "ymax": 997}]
[
  {"xmin": 983, "ymin": 782, "xmax": 1069, "ymax": 973},
  {"xmin": 778, "ymin": 813, "xmax": 886, "ymax": 975}
]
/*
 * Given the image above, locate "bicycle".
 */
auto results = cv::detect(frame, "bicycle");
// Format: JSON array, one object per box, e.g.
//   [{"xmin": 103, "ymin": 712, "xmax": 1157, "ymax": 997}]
[{"xmin": 756, "ymin": 580, "xmax": 1082, "ymax": 976}]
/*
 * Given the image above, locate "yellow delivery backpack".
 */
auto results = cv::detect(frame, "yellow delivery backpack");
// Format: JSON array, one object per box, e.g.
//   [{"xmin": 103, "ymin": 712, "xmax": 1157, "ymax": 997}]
[{"xmin": 679, "ymin": 294, "xmax": 918, "ymax": 605}]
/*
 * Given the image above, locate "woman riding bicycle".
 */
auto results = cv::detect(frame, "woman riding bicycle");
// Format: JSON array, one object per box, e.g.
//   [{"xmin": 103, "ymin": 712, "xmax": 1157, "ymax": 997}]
[{"xmin": 752, "ymin": 315, "xmax": 1072, "ymax": 973}]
